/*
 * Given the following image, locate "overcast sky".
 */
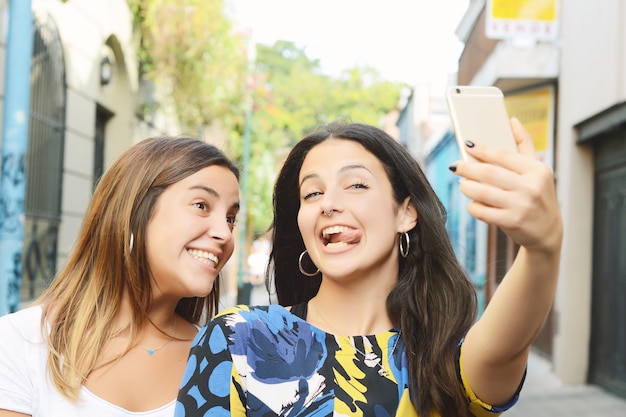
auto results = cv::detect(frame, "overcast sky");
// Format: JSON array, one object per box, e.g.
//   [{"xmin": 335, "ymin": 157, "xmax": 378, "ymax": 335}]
[{"xmin": 226, "ymin": 0, "xmax": 469, "ymax": 93}]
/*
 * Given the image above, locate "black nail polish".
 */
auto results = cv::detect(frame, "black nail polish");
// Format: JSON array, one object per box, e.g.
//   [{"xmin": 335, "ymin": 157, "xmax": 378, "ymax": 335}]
[
  {"xmin": 465, "ymin": 140, "xmax": 475, "ymax": 148},
  {"xmin": 448, "ymin": 164, "xmax": 457, "ymax": 172}
]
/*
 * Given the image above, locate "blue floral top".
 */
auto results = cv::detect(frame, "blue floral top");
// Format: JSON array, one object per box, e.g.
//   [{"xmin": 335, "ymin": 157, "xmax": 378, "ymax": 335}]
[{"xmin": 175, "ymin": 304, "xmax": 519, "ymax": 416}]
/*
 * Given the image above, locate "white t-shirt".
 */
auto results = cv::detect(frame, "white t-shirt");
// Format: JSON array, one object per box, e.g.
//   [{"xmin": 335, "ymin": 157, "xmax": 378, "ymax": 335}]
[{"xmin": 0, "ymin": 306, "xmax": 175, "ymax": 416}]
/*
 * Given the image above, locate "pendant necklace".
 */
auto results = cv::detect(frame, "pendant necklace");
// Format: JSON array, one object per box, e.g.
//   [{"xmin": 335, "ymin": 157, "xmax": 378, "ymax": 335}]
[
  {"xmin": 311, "ymin": 301, "xmax": 401, "ymax": 377},
  {"xmin": 143, "ymin": 317, "xmax": 177, "ymax": 356}
]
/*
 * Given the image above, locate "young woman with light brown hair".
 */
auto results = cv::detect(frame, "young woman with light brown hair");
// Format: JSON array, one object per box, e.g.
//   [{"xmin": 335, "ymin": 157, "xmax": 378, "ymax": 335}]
[{"xmin": 0, "ymin": 136, "xmax": 240, "ymax": 417}]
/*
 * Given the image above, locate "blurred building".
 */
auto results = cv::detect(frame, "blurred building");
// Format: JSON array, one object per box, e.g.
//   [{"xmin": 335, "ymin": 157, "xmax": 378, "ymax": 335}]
[
  {"xmin": 398, "ymin": 0, "xmax": 626, "ymax": 401},
  {"xmin": 0, "ymin": 0, "xmax": 172, "ymax": 307},
  {"xmin": 397, "ymin": 83, "xmax": 490, "ymax": 315}
]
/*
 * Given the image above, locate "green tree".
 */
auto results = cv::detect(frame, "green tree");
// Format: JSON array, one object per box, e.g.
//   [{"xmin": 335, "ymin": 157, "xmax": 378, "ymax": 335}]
[
  {"xmin": 256, "ymin": 41, "xmax": 406, "ymax": 144},
  {"xmin": 128, "ymin": 0, "xmax": 249, "ymax": 133}
]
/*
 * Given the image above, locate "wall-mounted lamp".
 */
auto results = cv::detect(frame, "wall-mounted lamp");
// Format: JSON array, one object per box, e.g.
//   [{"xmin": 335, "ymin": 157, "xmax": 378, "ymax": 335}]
[{"xmin": 100, "ymin": 56, "xmax": 113, "ymax": 86}]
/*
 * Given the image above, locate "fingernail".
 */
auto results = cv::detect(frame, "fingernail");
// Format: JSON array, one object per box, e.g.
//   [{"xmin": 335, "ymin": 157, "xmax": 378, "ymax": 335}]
[
  {"xmin": 448, "ymin": 164, "xmax": 457, "ymax": 172},
  {"xmin": 465, "ymin": 140, "xmax": 475, "ymax": 148}
]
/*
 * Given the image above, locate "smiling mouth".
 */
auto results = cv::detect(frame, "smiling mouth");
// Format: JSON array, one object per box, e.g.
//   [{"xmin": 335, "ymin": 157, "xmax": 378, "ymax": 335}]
[
  {"xmin": 187, "ymin": 249, "xmax": 219, "ymax": 267},
  {"xmin": 322, "ymin": 225, "xmax": 361, "ymax": 248}
]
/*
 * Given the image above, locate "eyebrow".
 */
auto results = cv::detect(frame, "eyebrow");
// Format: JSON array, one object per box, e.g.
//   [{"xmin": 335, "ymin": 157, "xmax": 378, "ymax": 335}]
[
  {"xmin": 190, "ymin": 185, "xmax": 219, "ymax": 197},
  {"xmin": 299, "ymin": 164, "xmax": 372, "ymax": 187},
  {"xmin": 190, "ymin": 185, "xmax": 240, "ymax": 210}
]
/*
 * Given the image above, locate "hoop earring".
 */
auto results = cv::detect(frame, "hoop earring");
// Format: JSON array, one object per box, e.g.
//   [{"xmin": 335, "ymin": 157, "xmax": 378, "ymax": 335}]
[
  {"xmin": 298, "ymin": 250, "xmax": 319, "ymax": 277},
  {"xmin": 129, "ymin": 233, "xmax": 134, "ymax": 253},
  {"xmin": 399, "ymin": 232, "xmax": 410, "ymax": 258}
]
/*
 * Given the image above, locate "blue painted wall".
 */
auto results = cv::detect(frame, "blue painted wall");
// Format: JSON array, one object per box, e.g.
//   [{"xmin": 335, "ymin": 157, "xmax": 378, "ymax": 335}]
[{"xmin": 424, "ymin": 132, "xmax": 488, "ymax": 315}]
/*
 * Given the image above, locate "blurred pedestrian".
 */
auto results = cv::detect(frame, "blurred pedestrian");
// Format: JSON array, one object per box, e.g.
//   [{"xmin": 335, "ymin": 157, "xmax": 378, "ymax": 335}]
[{"xmin": 247, "ymin": 235, "xmax": 271, "ymax": 305}]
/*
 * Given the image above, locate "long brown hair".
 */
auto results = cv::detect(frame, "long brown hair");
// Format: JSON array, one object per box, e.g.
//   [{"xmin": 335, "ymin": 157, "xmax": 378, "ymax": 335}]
[
  {"xmin": 37, "ymin": 136, "xmax": 239, "ymax": 399},
  {"xmin": 270, "ymin": 122, "xmax": 477, "ymax": 417}
]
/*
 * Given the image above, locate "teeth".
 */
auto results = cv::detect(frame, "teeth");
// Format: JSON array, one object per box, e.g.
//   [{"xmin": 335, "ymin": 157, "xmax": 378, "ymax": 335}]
[
  {"xmin": 187, "ymin": 249, "xmax": 219, "ymax": 266},
  {"xmin": 322, "ymin": 225, "xmax": 353, "ymax": 237}
]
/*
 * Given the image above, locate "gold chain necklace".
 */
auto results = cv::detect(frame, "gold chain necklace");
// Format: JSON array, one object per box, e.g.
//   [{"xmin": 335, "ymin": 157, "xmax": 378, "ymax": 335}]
[{"xmin": 310, "ymin": 301, "xmax": 401, "ymax": 377}]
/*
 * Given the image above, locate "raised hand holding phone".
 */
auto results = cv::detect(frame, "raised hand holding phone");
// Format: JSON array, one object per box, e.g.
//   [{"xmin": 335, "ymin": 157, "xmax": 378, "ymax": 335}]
[{"xmin": 447, "ymin": 90, "xmax": 563, "ymax": 408}]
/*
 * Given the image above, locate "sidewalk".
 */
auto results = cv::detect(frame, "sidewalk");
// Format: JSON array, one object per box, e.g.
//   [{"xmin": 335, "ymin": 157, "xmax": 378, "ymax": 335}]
[{"xmin": 503, "ymin": 351, "xmax": 626, "ymax": 416}]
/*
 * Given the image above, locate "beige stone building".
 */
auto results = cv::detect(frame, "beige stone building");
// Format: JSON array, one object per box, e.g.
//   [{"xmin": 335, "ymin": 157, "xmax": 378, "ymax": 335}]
[{"xmin": 0, "ymin": 0, "xmax": 171, "ymax": 306}]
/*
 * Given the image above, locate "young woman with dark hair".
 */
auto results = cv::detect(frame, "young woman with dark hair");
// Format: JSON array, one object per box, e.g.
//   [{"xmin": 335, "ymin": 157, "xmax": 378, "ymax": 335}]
[{"xmin": 176, "ymin": 120, "xmax": 562, "ymax": 417}]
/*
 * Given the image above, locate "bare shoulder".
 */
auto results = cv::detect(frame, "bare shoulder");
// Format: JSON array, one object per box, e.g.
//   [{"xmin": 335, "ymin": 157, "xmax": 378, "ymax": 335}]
[{"xmin": 0, "ymin": 410, "xmax": 31, "ymax": 417}]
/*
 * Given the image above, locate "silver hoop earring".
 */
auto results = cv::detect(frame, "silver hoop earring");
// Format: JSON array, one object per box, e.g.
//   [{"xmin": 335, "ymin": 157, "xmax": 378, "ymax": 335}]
[
  {"xmin": 129, "ymin": 233, "xmax": 134, "ymax": 253},
  {"xmin": 399, "ymin": 232, "xmax": 410, "ymax": 258},
  {"xmin": 298, "ymin": 250, "xmax": 319, "ymax": 277}
]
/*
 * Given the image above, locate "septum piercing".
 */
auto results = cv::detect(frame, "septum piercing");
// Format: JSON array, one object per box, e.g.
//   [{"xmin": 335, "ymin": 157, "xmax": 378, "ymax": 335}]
[{"xmin": 323, "ymin": 209, "xmax": 333, "ymax": 217}]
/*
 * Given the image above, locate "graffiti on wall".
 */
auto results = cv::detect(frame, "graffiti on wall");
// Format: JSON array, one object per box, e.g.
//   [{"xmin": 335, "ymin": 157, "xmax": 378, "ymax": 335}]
[{"xmin": 0, "ymin": 151, "xmax": 26, "ymax": 312}]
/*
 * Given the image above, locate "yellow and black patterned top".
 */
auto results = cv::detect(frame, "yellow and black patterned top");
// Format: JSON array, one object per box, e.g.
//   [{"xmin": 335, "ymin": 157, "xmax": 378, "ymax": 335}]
[{"xmin": 175, "ymin": 304, "xmax": 520, "ymax": 416}]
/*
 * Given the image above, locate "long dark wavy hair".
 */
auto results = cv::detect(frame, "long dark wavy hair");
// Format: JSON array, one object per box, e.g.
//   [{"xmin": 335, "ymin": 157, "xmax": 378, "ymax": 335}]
[{"xmin": 269, "ymin": 122, "xmax": 477, "ymax": 417}]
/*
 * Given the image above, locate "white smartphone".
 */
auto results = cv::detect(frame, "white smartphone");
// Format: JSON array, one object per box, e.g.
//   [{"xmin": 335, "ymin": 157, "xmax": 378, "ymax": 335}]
[{"xmin": 445, "ymin": 85, "xmax": 517, "ymax": 162}]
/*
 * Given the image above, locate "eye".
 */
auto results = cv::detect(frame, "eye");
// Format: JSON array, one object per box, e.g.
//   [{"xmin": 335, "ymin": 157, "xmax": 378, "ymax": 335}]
[
  {"xmin": 350, "ymin": 181, "xmax": 369, "ymax": 190},
  {"xmin": 302, "ymin": 190, "xmax": 322, "ymax": 200},
  {"xmin": 226, "ymin": 215, "xmax": 237, "ymax": 227},
  {"xmin": 193, "ymin": 201, "xmax": 209, "ymax": 211}
]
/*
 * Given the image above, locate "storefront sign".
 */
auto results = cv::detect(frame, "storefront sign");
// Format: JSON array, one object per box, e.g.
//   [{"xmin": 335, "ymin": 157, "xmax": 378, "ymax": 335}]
[
  {"xmin": 504, "ymin": 85, "xmax": 555, "ymax": 168},
  {"xmin": 486, "ymin": 0, "xmax": 559, "ymax": 41}
]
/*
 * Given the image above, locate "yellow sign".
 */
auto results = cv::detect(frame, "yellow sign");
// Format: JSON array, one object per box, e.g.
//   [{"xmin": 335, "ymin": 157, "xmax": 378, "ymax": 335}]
[
  {"xmin": 504, "ymin": 86, "xmax": 555, "ymax": 166},
  {"xmin": 491, "ymin": 0, "xmax": 557, "ymax": 21},
  {"xmin": 487, "ymin": 0, "xmax": 559, "ymax": 40}
]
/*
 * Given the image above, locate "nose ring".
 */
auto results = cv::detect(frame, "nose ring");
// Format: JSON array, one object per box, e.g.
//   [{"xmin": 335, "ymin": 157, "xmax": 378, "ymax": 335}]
[{"xmin": 323, "ymin": 209, "xmax": 333, "ymax": 217}]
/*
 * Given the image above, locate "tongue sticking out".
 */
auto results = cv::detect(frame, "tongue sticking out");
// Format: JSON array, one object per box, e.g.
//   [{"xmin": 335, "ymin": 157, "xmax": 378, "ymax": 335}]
[{"xmin": 327, "ymin": 229, "xmax": 362, "ymax": 244}]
